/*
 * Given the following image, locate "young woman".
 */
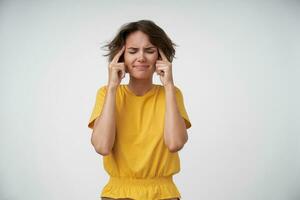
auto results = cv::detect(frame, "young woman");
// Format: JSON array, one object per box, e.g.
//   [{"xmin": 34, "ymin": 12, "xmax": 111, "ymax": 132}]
[{"xmin": 88, "ymin": 20, "xmax": 192, "ymax": 200}]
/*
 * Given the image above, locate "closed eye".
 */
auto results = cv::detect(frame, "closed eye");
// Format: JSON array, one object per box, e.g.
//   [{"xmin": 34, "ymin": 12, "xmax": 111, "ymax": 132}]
[{"xmin": 129, "ymin": 51, "xmax": 155, "ymax": 54}]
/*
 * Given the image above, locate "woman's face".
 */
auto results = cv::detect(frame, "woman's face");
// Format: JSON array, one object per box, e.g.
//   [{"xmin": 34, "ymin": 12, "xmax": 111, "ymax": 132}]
[{"xmin": 124, "ymin": 30, "xmax": 159, "ymax": 80}]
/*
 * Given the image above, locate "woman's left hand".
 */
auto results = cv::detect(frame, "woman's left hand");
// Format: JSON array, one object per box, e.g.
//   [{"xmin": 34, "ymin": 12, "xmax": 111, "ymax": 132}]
[{"xmin": 156, "ymin": 48, "xmax": 174, "ymax": 86}]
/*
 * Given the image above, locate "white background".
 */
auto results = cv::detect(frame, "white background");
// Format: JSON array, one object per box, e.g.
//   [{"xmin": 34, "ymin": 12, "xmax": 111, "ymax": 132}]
[{"xmin": 0, "ymin": 0, "xmax": 299, "ymax": 199}]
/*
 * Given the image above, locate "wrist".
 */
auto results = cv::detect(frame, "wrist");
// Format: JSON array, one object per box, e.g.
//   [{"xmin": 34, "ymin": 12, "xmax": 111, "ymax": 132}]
[
  {"xmin": 164, "ymin": 82, "xmax": 175, "ymax": 89},
  {"xmin": 164, "ymin": 83, "xmax": 175, "ymax": 93},
  {"xmin": 107, "ymin": 84, "xmax": 118, "ymax": 91}
]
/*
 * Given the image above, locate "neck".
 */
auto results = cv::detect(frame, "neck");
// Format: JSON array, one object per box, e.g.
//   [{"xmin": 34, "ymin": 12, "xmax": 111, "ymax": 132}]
[{"xmin": 127, "ymin": 77, "xmax": 154, "ymax": 96}]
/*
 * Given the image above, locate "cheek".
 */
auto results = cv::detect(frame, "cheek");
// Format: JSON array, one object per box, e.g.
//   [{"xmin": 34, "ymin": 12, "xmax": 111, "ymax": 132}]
[
  {"xmin": 124, "ymin": 54, "xmax": 133, "ymax": 65},
  {"xmin": 149, "ymin": 54, "xmax": 159, "ymax": 64},
  {"xmin": 146, "ymin": 52, "xmax": 158, "ymax": 61}
]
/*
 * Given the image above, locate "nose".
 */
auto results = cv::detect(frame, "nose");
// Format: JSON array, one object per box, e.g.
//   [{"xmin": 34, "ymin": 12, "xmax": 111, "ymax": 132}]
[{"xmin": 137, "ymin": 51, "xmax": 146, "ymax": 62}]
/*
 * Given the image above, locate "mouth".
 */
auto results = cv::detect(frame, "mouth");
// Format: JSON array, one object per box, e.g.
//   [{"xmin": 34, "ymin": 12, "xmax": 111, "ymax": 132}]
[{"xmin": 134, "ymin": 65, "xmax": 149, "ymax": 71}]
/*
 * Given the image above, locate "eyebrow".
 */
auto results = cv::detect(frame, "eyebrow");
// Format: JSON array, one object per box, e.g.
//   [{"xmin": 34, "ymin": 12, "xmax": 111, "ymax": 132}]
[{"xmin": 127, "ymin": 46, "xmax": 156, "ymax": 50}]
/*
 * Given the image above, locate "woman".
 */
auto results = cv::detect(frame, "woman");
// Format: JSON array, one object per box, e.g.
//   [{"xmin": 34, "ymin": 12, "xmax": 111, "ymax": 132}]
[{"xmin": 88, "ymin": 20, "xmax": 192, "ymax": 200}]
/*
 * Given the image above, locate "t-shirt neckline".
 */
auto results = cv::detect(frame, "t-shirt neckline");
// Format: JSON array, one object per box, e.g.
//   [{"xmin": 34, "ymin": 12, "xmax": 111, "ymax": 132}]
[{"xmin": 124, "ymin": 84, "xmax": 158, "ymax": 98}]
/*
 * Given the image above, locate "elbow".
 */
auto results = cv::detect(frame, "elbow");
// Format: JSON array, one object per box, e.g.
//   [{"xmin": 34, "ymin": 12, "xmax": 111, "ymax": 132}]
[
  {"xmin": 94, "ymin": 145, "xmax": 111, "ymax": 156},
  {"xmin": 91, "ymin": 137, "xmax": 111, "ymax": 156},
  {"xmin": 166, "ymin": 133, "xmax": 188, "ymax": 153},
  {"xmin": 167, "ymin": 143, "xmax": 185, "ymax": 153},
  {"xmin": 96, "ymin": 149, "xmax": 111, "ymax": 156}
]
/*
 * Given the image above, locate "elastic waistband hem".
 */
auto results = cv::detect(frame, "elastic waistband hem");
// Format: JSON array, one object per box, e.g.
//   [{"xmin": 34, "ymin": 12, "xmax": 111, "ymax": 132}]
[{"xmin": 108, "ymin": 176, "xmax": 174, "ymax": 186}]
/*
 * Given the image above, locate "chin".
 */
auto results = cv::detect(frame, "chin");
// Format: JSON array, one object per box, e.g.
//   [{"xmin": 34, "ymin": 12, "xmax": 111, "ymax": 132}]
[{"xmin": 130, "ymin": 72, "xmax": 153, "ymax": 80}]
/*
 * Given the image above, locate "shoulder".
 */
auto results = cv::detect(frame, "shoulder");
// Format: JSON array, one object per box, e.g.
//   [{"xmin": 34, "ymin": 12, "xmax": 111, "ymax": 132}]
[
  {"xmin": 96, "ymin": 85, "xmax": 124, "ymax": 95},
  {"xmin": 174, "ymin": 85, "xmax": 182, "ymax": 92},
  {"xmin": 157, "ymin": 84, "xmax": 183, "ymax": 93},
  {"xmin": 98, "ymin": 85, "xmax": 107, "ymax": 91},
  {"xmin": 173, "ymin": 85, "xmax": 183, "ymax": 96},
  {"xmin": 95, "ymin": 85, "xmax": 107, "ymax": 96},
  {"xmin": 173, "ymin": 85, "xmax": 185, "ymax": 100}
]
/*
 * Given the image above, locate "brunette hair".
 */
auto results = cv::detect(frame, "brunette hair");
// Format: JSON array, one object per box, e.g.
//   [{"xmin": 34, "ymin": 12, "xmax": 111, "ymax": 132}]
[{"xmin": 101, "ymin": 19, "xmax": 178, "ymax": 63}]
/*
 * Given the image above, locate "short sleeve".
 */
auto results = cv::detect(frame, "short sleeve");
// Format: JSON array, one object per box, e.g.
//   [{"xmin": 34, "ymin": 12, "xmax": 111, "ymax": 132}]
[
  {"xmin": 175, "ymin": 86, "xmax": 192, "ymax": 129},
  {"xmin": 88, "ymin": 86, "xmax": 107, "ymax": 129}
]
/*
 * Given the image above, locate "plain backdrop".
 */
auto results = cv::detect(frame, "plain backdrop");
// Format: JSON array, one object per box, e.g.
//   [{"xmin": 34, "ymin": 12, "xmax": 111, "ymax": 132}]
[{"xmin": 0, "ymin": 0, "xmax": 299, "ymax": 200}]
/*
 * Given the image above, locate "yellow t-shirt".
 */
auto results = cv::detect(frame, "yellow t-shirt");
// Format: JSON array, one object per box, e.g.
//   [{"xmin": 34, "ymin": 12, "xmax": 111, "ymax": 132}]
[{"xmin": 88, "ymin": 84, "xmax": 191, "ymax": 200}]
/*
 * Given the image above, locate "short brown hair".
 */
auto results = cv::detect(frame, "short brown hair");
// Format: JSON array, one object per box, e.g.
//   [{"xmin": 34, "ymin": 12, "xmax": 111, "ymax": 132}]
[{"xmin": 101, "ymin": 19, "xmax": 178, "ymax": 63}]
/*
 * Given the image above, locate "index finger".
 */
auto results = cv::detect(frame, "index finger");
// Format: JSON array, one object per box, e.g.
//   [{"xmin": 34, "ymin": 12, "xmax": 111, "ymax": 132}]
[
  {"xmin": 112, "ymin": 45, "xmax": 125, "ymax": 63},
  {"xmin": 158, "ymin": 48, "xmax": 168, "ymax": 62}
]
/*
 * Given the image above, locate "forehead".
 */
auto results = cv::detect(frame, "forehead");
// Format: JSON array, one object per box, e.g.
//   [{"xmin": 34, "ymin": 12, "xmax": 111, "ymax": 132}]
[{"xmin": 125, "ymin": 30, "xmax": 153, "ymax": 47}]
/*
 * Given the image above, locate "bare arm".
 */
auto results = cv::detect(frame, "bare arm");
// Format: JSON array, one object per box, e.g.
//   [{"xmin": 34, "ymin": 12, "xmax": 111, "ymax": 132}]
[
  {"xmin": 163, "ymin": 84, "xmax": 188, "ymax": 153},
  {"xmin": 155, "ymin": 48, "xmax": 188, "ymax": 153},
  {"xmin": 91, "ymin": 85, "xmax": 117, "ymax": 156},
  {"xmin": 91, "ymin": 45, "xmax": 126, "ymax": 156}
]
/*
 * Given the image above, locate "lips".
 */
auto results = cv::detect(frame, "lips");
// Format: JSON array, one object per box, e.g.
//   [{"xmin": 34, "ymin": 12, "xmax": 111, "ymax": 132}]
[
  {"xmin": 134, "ymin": 65, "xmax": 149, "ymax": 68},
  {"xmin": 134, "ymin": 65, "xmax": 149, "ymax": 70}
]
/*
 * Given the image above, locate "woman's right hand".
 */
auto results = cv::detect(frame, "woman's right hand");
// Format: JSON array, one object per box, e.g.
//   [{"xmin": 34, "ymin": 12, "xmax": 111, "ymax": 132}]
[{"xmin": 107, "ymin": 45, "xmax": 126, "ymax": 88}]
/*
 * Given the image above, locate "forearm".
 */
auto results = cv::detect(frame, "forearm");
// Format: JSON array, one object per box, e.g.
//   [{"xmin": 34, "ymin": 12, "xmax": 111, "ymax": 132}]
[
  {"xmin": 91, "ymin": 85, "xmax": 117, "ymax": 155},
  {"xmin": 163, "ymin": 84, "xmax": 188, "ymax": 152}
]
